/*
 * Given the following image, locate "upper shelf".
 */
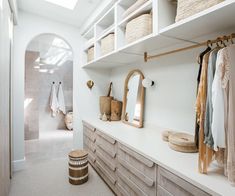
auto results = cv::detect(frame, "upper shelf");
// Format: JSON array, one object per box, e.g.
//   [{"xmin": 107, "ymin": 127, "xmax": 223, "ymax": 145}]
[
  {"xmin": 160, "ymin": 0, "xmax": 235, "ymax": 41},
  {"xmin": 81, "ymin": 0, "xmax": 235, "ymax": 69}
]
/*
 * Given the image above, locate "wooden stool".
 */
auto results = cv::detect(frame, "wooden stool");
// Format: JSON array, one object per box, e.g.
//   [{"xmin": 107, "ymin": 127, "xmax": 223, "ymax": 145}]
[{"xmin": 68, "ymin": 150, "xmax": 88, "ymax": 185}]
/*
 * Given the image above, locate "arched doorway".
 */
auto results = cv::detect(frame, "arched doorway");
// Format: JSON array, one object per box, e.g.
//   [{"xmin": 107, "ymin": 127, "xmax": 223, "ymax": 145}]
[{"xmin": 24, "ymin": 33, "xmax": 73, "ymax": 164}]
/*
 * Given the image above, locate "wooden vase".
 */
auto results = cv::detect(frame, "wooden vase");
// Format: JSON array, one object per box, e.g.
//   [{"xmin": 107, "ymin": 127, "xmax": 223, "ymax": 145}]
[{"xmin": 111, "ymin": 100, "xmax": 122, "ymax": 121}]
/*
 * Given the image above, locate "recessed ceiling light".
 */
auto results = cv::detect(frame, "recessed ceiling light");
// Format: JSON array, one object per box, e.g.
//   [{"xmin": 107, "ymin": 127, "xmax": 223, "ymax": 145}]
[{"xmin": 45, "ymin": 0, "xmax": 78, "ymax": 10}]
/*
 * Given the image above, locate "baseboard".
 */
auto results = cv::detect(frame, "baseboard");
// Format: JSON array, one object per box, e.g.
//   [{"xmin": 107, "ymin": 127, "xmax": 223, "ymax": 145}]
[{"xmin": 13, "ymin": 157, "xmax": 26, "ymax": 171}]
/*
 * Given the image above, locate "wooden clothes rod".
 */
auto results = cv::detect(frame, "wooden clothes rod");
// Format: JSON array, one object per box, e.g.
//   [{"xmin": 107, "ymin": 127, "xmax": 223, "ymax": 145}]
[{"xmin": 144, "ymin": 33, "xmax": 235, "ymax": 62}]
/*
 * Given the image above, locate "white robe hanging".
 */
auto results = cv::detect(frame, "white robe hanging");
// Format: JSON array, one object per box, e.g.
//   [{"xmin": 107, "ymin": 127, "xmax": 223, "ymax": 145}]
[
  {"xmin": 50, "ymin": 83, "xmax": 59, "ymax": 117},
  {"xmin": 58, "ymin": 83, "xmax": 66, "ymax": 115}
]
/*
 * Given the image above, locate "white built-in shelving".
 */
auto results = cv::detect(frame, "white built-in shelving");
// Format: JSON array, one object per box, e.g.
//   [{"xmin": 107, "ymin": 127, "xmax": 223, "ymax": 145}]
[{"xmin": 81, "ymin": 0, "xmax": 235, "ymax": 69}]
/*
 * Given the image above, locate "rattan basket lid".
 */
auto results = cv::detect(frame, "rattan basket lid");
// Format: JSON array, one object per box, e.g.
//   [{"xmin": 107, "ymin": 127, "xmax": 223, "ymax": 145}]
[{"xmin": 69, "ymin": 150, "xmax": 88, "ymax": 158}]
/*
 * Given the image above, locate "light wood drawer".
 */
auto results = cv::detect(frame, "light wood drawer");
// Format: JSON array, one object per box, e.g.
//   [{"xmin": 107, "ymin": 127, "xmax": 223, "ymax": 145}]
[
  {"xmin": 157, "ymin": 185, "xmax": 173, "ymax": 196},
  {"xmin": 96, "ymin": 136, "xmax": 116, "ymax": 158},
  {"xmin": 83, "ymin": 121, "xmax": 96, "ymax": 132},
  {"xmin": 84, "ymin": 135, "xmax": 96, "ymax": 153},
  {"xmin": 117, "ymin": 169, "xmax": 148, "ymax": 196},
  {"xmin": 96, "ymin": 130, "xmax": 116, "ymax": 144},
  {"xmin": 118, "ymin": 158, "xmax": 156, "ymax": 196},
  {"xmin": 118, "ymin": 143, "xmax": 155, "ymax": 180},
  {"xmin": 118, "ymin": 156, "xmax": 155, "ymax": 187},
  {"xmin": 88, "ymin": 152, "xmax": 96, "ymax": 164},
  {"xmin": 96, "ymin": 148, "xmax": 116, "ymax": 172},
  {"xmin": 158, "ymin": 167, "xmax": 210, "ymax": 196},
  {"xmin": 95, "ymin": 160, "xmax": 117, "ymax": 185},
  {"xmin": 84, "ymin": 127, "xmax": 96, "ymax": 143}
]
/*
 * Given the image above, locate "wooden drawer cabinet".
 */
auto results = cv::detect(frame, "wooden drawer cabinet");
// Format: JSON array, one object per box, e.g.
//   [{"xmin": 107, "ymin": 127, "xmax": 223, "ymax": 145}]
[
  {"xmin": 117, "ymin": 143, "xmax": 156, "ymax": 196},
  {"xmin": 82, "ymin": 122, "xmax": 211, "ymax": 196},
  {"xmin": 158, "ymin": 167, "xmax": 210, "ymax": 196}
]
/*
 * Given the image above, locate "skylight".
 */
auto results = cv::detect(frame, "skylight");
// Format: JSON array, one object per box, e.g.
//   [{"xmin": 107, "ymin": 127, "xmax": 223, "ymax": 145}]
[{"xmin": 45, "ymin": 0, "xmax": 78, "ymax": 10}]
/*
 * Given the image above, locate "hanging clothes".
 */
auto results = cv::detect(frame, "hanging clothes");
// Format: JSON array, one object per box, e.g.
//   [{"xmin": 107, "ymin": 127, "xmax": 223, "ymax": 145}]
[
  {"xmin": 196, "ymin": 51, "xmax": 214, "ymax": 173},
  {"xmin": 195, "ymin": 47, "xmax": 211, "ymax": 148},
  {"xmin": 204, "ymin": 48, "xmax": 219, "ymax": 148},
  {"xmin": 220, "ymin": 44, "xmax": 235, "ymax": 185},
  {"xmin": 50, "ymin": 83, "xmax": 59, "ymax": 117},
  {"xmin": 58, "ymin": 83, "xmax": 66, "ymax": 115},
  {"xmin": 211, "ymin": 49, "xmax": 226, "ymax": 151}
]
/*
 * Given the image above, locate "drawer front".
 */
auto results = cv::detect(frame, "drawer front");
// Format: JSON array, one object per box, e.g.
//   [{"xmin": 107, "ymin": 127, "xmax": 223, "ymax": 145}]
[
  {"xmin": 158, "ymin": 167, "xmax": 210, "ymax": 196},
  {"xmin": 96, "ymin": 130, "xmax": 116, "ymax": 144},
  {"xmin": 96, "ymin": 148, "xmax": 116, "ymax": 172},
  {"xmin": 118, "ymin": 158, "xmax": 156, "ymax": 196},
  {"xmin": 157, "ymin": 185, "xmax": 173, "ymax": 196},
  {"xmin": 84, "ymin": 135, "xmax": 96, "ymax": 153},
  {"xmin": 117, "ymin": 169, "xmax": 148, "ymax": 196},
  {"xmin": 96, "ymin": 133, "xmax": 116, "ymax": 158},
  {"xmin": 118, "ymin": 143, "xmax": 155, "ymax": 180},
  {"xmin": 84, "ymin": 126, "xmax": 96, "ymax": 143},
  {"xmin": 83, "ymin": 121, "xmax": 96, "ymax": 132},
  {"xmin": 95, "ymin": 160, "xmax": 117, "ymax": 187}
]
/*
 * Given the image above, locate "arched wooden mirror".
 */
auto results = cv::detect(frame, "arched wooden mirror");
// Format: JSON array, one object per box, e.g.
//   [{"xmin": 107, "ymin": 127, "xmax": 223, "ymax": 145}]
[{"xmin": 122, "ymin": 70, "xmax": 145, "ymax": 128}]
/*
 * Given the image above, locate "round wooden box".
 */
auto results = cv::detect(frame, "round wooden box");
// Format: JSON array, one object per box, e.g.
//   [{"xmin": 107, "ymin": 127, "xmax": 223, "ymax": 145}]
[
  {"xmin": 168, "ymin": 133, "xmax": 198, "ymax": 153},
  {"xmin": 68, "ymin": 150, "xmax": 88, "ymax": 185}
]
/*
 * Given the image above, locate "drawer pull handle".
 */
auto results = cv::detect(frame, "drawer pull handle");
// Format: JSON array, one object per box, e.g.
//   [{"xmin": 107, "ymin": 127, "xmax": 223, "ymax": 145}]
[
  {"xmin": 97, "ymin": 141, "xmax": 116, "ymax": 158},
  {"xmin": 96, "ymin": 150, "xmax": 116, "ymax": 171},
  {"xmin": 84, "ymin": 131, "xmax": 96, "ymax": 143},
  {"xmin": 96, "ymin": 161, "xmax": 116, "ymax": 185},
  {"xmin": 117, "ymin": 170, "xmax": 148, "ymax": 196},
  {"xmin": 96, "ymin": 130, "xmax": 116, "ymax": 144},
  {"xmin": 119, "ymin": 144, "xmax": 154, "ymax": 168},
  {"xmin": 118, "ymin": 157, "xmax": 154, "ymax": 187}
]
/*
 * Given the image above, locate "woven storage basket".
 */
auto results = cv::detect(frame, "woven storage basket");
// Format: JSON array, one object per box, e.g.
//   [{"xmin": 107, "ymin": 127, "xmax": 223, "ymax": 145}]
[
  {"xmin": 87, "ymin": 46, "xmax": 94, "ymax": 62},
  {"xmin": 125, "ymin": 13, "xmax": 152, "ymax": 44},
  {"xmin": 101, "ymin": 33, "xmax": 115, "ymax": 56},
  {"xmin": 175, "ymin": 0, "xmax": 224, "ymax": 22}
]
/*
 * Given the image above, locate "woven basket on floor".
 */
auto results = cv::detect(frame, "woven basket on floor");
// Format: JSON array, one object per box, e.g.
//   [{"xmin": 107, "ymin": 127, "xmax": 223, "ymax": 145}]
[
  {"xmin": 87, "ymin": 46, "xmax": 94, "ymax": 62},
  {"xmin": 175, "ymin": 0, "xmax": 224, "ymax": 22},
  {"xmin": 101, "ymin": 33, "xmax": 115, "ymax": 56},
  {"xmin": 125, "ymin": 13, "xmax": 152, "ymax": 44}
]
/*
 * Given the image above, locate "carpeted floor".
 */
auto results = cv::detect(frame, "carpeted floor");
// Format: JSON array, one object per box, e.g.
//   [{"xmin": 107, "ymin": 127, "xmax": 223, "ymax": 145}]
[{"xmin": 9, "ymin": 130, "xmax": 114, "ymax": 196}]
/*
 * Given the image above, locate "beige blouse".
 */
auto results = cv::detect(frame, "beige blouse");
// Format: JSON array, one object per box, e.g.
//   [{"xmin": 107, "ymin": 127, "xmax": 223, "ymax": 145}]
[{"xmin": 221, "ymin": 44, "xmax": 235, "ymax": 185}]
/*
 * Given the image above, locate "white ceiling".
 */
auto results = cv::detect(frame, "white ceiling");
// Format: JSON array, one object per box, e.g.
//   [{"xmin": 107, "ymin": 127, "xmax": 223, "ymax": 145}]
[{"xmin": 18, "ymin": 0, "xmax": 105, "ymax": 28}]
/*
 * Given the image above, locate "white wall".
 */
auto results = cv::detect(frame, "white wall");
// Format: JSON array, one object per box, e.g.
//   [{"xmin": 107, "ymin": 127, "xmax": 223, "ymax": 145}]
[
  {"xmin": 110, "ymin": 48, "xmax": 202, "ymax": 133},
  {"xmin": 12, "ymin": 11, "xmax": 111, "ymax": 170}
]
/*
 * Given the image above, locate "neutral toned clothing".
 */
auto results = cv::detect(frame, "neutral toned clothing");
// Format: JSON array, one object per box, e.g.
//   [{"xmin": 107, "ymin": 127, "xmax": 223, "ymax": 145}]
[
  {"xmin": 50, "ymin": 84, "xmax": 59, "ymax": 117},
  {"xmin": 211, "ymin": 49, "xmax": 226, "ymax": 151},
  {"xmin": 221, "ymin": 44, "xmax": 235, "ymax": 185},
  {"xmin": 58, "ymin": 84, "xmax": 66, "ymax": 114},
  {"xmin": 195, "ymin": 47, "xmax": 211, "ymax": 148},
  {"xmin": 204, "ymin": 49, "xmax": 219, "ymax": 148},
  {"xmin": 196, "ymin": 51, "xmax": 214, "ymax": 173}
]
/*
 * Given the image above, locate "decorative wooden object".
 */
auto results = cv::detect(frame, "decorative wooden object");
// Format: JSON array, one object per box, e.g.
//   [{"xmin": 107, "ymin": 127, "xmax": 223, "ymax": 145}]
[
  {"xmin": 122, "ymin": 69, "xmax": 145, "ymax": 128},
  {"xmin": 162, "ymin": 130, "xmax": 176, "ymax": 142},
  {"xmin": 99, "ymin": 82, "xmax": 113, "ymax": 120},
  {"xmin": 111, "ymin": 100, "xmax": 122, "ymax": 121},
  {"xmin": 168, "ymin": 133, "xmax": 198, "ymax": 153},
  {"xmin": 68, "ymin": 150, "xmax": 88, "ymax": 185}
]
